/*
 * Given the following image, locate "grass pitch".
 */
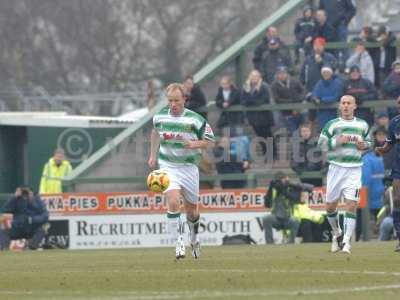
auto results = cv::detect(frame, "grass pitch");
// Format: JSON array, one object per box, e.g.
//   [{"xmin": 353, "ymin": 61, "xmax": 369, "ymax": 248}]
[{"xmin": 0, "ymin": 242, "xmax": 399, "ymax": 300}]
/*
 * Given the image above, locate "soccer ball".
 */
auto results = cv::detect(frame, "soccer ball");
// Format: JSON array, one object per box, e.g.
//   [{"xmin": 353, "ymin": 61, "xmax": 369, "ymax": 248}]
[{"xmin": 147, "ymin": 169, "xmax": 170, "ymax": 193}]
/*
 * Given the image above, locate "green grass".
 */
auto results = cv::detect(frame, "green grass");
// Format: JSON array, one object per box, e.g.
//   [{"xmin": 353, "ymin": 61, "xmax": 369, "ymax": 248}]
[{"xmin": 0, "ymin": 242, "xmax": 399, "ymax": 300}]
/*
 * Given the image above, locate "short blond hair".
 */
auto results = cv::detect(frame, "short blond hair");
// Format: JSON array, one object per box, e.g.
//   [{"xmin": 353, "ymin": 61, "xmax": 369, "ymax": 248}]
[
  {"xmin": 165, "ymin": 83, "xmax": 186, "ymax": 97},
  {"xmin": 340, "ymin": 95, "xmax": 356, "ymax": 103}
]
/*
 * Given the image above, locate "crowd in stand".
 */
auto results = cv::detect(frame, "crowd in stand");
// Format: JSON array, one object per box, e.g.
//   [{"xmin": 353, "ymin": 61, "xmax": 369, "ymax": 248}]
[{"xmin": 183, "ymin": 1, "xmax": 400, "ymax": 242}]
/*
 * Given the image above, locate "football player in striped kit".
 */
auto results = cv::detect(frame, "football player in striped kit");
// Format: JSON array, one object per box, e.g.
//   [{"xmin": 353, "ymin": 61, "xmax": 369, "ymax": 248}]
[
  {"xmin": 148, "ymin": 83, "xmax": 215, "ymax": 259},
  {"xmin": 318, "ymin": 95, "xmax": 371, "ymax": 253}
]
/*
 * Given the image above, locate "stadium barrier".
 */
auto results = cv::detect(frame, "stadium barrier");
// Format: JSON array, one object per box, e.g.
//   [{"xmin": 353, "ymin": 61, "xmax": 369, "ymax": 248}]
[{"xmin": 34, "ymin": 187, "xmax": 366, "ymax": 250}]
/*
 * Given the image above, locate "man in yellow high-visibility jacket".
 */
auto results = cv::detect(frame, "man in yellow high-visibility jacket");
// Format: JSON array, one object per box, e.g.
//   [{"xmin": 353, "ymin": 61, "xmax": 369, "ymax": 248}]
[{"xmin": 39, "ymin": 149, "xmax": 72, "ymax": 194}]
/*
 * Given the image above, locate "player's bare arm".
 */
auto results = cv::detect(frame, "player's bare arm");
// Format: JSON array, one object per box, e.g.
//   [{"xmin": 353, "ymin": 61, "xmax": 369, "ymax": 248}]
[
  {"xmin": 183, "ymin": 139, "xmax": 214, "ymax": 150},
  {"xmin": 148, "ymin": 129, "xmax": 160, "ymax": 168}
]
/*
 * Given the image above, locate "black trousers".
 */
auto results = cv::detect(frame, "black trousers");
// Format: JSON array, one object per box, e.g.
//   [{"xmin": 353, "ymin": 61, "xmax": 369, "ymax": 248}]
[{"xmin": 0, "ymin": 223, "xmax": 47, "ymax": 250}]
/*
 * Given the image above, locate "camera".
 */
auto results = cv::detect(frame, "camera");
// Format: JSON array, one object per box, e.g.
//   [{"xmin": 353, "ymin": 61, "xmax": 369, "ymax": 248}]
[{"xmin": 19, "ymin": 187, "xmax": 32, "ymax": 199}]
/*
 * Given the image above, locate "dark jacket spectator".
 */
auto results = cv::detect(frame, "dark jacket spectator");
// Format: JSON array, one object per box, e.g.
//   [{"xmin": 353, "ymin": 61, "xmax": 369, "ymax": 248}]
[
  {"xmin": 260, "ymin": 38, "xmax": 293, "ymax": 84},
  {"xmin": 346, "ymin": 39, "xmax": 375, "ymax": 83},
  {"xmin": 253, "ymin": 27, "xmax": 288, "ymax": 71},
  {"xmin": 300, "ymin": 38, "xmax": 337, "ymax": 92},
  {"xmin": 183, "ymin": 76, "xmax": 207, "ymax": 119},
  {"xmin": 377, "ymin": 26, "xmax": 397, "ymax": 78},
  {"xmin": 343, "ymin": 65, "xmax": 378, "ymax": 124},
  {"xmin": 1, "ymin": 187, "xmax": 49, "ymax": 250},
  {"xmin": 241, "ymin": 70, "xmax": 273, "ymax": 140},
  {"xmin": 294, "ymin": 6, "xmax": 317, "ymax": 60},
  {"xmin": 291, "ymin": 123, "xmax": 322, "ymax": 186},
  {"xmin": 383, "ymin": 60, "xmax": 400, "ymax": 99},
  {"xmin": 359, "ymin": 26, "xmax": 381, "ymax": 86},
  {"xmin": 312, "ymin": 66, "xmax": 343, "ymax": 128},
  {"xmin": 373, "ymin": 126, "xmax": 396, "ymax": 171},
  {"xmin": 315, "ymin": 10, "xmax": 337, "ymax": 44},
  {"xmin": 319, "ymin": 0, "xmax": 356, "ymax": 28},
  {"xmin": 271, "ymin": 67, "xmax": 305, "ymax": 132},
  {"xmin": 215, "ymin": 76, "xmax": 243, "ymax": 129}
]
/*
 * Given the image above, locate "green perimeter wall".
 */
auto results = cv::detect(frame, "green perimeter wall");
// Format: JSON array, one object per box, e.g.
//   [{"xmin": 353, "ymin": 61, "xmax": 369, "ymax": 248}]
[{"xmin": 0, "ymin": 126, "xmax": 123, "ymax": 196}]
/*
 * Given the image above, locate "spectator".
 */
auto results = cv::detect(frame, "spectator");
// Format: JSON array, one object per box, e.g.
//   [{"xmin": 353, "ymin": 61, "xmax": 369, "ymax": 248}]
[
  {"xmin": 263, "ymin": 172, "xmax": 301, "ymax": 244},
  {"xmin": 346, "ymin": 39, "xmax": 375, "ymax": 84},
  {"xmin": 373, "ymin": 126, "xmax": 395, "ymax": 171},
  {"xmin": 383, "ymin": 60, "xmax": 400, "ymax": 99},
  {"xmin": 291, "ymin": 123, "xmax": 322, "ymax": 187},
  {"xmin": 359, "ymin": 26, "xmax": 380, "ymax": 87},
  {"xmin": 183, "ymin": 76, "xmax": 207, "ymax": 119},
  {"xmin": 389, "ymin": 96, "xmax": 400, "ymax": 120},
  {"xmin": 343, "ymin": 65, "xmax": 378, "ymax": 124},
  {"xmin": 294, "ymin": 5, "xmax": 317, "ymax": 63},
  {"xmin": 300, "ymin": 37, "xmax": 337, "ymax": 92},
  {"xmin": 213, "ymin": 128, "xmax": 251, "ymax": 189},
  {"xmin": 39, "ymin": 148, "xmax": 72, "ymax": 194},
  {"xmin": 377, "ymin": 25, "xmax": 397, "ymax": 87},
  {"xmin": 315, "ymin": 10, "xmax": 337, "ymax": 45},
  {"xmin": 260, "ymin": 38, "xmax": 293, "ymax": 84},
  {"xmin": 372, "ymin": 112, "xmax": 390, "ymax": 131},
  {"xmin": 253, "ymin": 26, "xmax": 288, "ymax": 71},
  {"xmin": 378, "ymin": 187, "xmax": 395, "ymax": 241},
  {"xmin": 241, "ymin": 70, "xmax": 273, "ymax": 154},
  {"xmin": 362, "ymin": 138, "xmax": 385, "ymax": 219},
  {"xmin": 215, "ymin": 76, "xmax": 243, "ymax": 130},
  {"xmin": 319, "ymin": 0, "xmax": 356, "ymax": 48},
  {"xmin": 312, "ymin": 65, "xmax": 344, "ymax": 128},
  {"xmin": 271, "ymin": 66, "xmax": 305, "ymax": 132},
  {"xmin": 0, "ymin": 187, "xmax": 49, "ymax": 250}
]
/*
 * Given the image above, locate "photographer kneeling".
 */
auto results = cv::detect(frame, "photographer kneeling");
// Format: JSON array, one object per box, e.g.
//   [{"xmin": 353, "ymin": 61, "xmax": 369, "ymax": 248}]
[
  {"xmin": 0, "ymin": 187, "xmax": 49, "ymax": 250},
  {"xmin": 263, "ymin": 172, "xmax": 313, "ymax": 244}
]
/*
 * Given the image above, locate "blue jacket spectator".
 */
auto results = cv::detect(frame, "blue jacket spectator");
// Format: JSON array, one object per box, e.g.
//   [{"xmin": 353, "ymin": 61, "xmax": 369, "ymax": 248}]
[
  {"xmin": 384, "ymin": 60, "xmax": 400, "ymax": 99},
  {"xmin": 312, "ymin": 66, "xmax": 343, "ymax": 128},
  {"xmin": 362, "ymin": 151, "xmax": 385, "ymax": 214},
  {"xmin": 301, "ymin": 38, "xmax": 337, "ymax": 92},
  {"xmin": 1, "ymin": 187, "xmax": 49, "ymax": 250}
]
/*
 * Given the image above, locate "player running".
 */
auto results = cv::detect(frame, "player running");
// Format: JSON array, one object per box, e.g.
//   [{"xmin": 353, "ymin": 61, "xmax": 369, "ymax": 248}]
[
  {"xmin": 375, "ymin": 98, "xmax": 400, "ymax": 252},
  {"xmin": 318, "ymin": 95, "xmax": 371, "ymax": 254},
  {"xmin": 148, "ymin": 83, "xmax": 215, "ymax": 260}
]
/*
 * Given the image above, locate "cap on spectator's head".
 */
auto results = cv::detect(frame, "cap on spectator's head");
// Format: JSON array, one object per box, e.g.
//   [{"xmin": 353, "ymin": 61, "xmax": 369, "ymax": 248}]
[
  {"xmin": 373, "ymin": 126, "xmax": 387, "ymax": 136},
  {"xmin": 377, "ymin": 112, "xmax": 388, "ymax": 119},
  {"xmin": 276, "ymin": 66, "xmax": 288, "ymax": 74},
  {"xmin": 392, "ymin": 59, "xmax": 400, "ymax": 69},
  {"xmin": 321, "ymin": 65, "xmax": 333, "ymax": 74},
  {"xmin": 349, "ymin": 65, "xmax": 360, "ymax": 73},
  {"xmin": 313, "ymin": 37, "xmax": 326, "ymax": 47},
  {"xmin": 269, "ymin": 38, "xmax": 279, "ymax": 45},
  {"xmin": 303, "ymin": 5, "xmax": 313, "ymax": 13}
]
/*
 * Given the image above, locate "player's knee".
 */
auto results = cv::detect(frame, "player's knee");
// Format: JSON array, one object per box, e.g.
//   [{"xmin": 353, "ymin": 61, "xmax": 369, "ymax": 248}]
[{"xmin": 345, "ymin": 199, "xmax": 357, "ymax": 212}]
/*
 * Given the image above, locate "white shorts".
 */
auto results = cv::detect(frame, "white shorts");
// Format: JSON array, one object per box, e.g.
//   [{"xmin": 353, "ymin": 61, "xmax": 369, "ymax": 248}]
[
  {"xmin": 160, "ymin": 164, "xmax": 199, "ymax": 204},
  {"xmin": 326, "ymin": 164, "xmax": 362, "ymax": 203}
]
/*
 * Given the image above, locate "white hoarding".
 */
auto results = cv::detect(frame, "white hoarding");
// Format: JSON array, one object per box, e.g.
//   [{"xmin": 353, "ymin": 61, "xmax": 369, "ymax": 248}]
[{"xmin": 67, "ymin": 212, "xmax": 271, "ymax": 250}]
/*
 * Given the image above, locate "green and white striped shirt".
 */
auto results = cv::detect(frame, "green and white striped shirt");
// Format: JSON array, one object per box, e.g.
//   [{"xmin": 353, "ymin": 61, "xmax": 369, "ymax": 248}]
[
  {"xmin": 153, "ymin": 107, "xmax": 215, "ymax": 167},
  {"xmin": 318, "ymin": 117, "xmax": 371, "ymax": 167}
]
